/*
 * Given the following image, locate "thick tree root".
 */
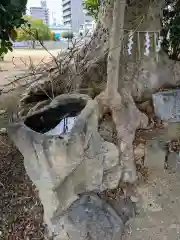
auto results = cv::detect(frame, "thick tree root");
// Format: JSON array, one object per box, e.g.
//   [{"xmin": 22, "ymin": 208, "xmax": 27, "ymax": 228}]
[{"xmin": 97, "ymin": 89, "xmax": 148, "ymax": 183}]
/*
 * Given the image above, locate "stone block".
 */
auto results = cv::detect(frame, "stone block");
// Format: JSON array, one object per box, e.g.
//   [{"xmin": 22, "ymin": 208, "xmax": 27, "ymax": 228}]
[
  {"xmin": 53, "ymin": 195, "xmax": 124, "ymax": 240},
  {"xmin": 152, "ymin": 89, "xmax": 180, "ymax": 122}
]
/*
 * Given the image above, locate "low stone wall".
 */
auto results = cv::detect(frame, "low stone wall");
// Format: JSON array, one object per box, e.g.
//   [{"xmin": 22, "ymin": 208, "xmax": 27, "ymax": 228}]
[{"xmin": 13, "ymin": 41, "xmax": 69, "ymax": 50}]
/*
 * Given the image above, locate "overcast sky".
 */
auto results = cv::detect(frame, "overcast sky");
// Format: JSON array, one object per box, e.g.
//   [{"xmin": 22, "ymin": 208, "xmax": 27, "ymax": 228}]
[{"xmin": 27, "ymin": 0, "xmax": 63, "ymax": 24}]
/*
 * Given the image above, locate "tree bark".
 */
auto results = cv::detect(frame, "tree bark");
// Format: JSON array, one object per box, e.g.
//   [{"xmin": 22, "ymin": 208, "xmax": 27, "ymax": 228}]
[{"xmin": 106, "ymin": 0, "xmax": 126, "ymax": 94}]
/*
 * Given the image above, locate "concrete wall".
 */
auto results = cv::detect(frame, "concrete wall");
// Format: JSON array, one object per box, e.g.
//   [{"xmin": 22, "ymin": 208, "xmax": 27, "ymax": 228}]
[
  {"xmin": 62, "ymin": 0, "xmax": 93, "ymax": 32},
  {"xmin": 71, "ymin": 0, "xmax": 85, "ymax": 32},
  {"xmin": 13, "ymin": 41, "xmax": 69, "ymax": 50},
  {"xmin": 39, "ymin": 41, "xmax": 68, "ymax": 50}
]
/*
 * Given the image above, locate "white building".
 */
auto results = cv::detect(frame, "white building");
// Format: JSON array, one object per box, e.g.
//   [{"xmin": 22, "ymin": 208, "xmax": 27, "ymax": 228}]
[
  {"xmin": 62, "ymin": 0, "xmax": 93, "ymax": 32},
  {"xmin": 50, "ymin": 25, "xmax": 71, "ymax": 34},
  {"xmin": 30, "ymin": 0, "xmax": 49, "ymax": 25},
  {"xmin": 79, "ymin": 21, "xmax": 96, "ymax": 37}
]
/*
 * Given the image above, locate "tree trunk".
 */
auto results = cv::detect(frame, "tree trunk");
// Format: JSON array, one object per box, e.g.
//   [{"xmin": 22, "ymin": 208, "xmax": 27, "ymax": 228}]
[
  {"xmin": 19, "ymin": 0, "xmax": 180, "ymax": 184},
  {"xmin": 96, "ymin": 0, "xmax": 171, "ymax": 183}
]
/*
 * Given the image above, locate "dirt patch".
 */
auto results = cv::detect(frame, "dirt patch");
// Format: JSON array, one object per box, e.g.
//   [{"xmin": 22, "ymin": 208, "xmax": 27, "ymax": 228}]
[
  {"xmin": 0, "ymin": 48, "xmax": 62, "ymax": 239},
  {"xmin": 0, "ymin": 89, "xmax": 48, "ymax": 239},
  {"xmin": 0, "ymin": 49, "xmax": 60, "ymax": 87},
  {"xmin": 0, "ymin": 134, "xmax": 45, "ymax": 239}
]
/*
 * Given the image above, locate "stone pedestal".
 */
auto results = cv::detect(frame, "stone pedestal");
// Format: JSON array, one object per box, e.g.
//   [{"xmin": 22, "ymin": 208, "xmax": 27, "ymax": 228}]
[{"xmin": 153, "ymin": 89, "xmax": 180, "ymax": 122}]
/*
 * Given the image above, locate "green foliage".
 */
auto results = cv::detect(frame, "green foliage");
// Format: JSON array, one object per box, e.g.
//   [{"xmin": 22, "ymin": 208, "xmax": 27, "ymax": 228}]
[
  {"xmin": 83, "ymin": 0, "xmax": 100, "ymax": 21},
  {"xmin": 16, "ymin": 16, "xmax": 51, "ymax": 42},
  {"xmin": 61, "ymin": 31, "xmax": 74, "ymax": 39},
  {"xmin": 162, "ymin": 0, "xmax": 180, "ymax": 60},
  {"xmin": 0, "ymin": 0, "xmax": 27, "ymax": 55}
]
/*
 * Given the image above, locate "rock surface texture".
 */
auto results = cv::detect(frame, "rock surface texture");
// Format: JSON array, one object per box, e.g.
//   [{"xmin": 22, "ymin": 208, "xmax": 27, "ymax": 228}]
[
  {"xmin": 8, "ymin": 94, "xmax": 124, "ymax": 238},
  {"xmin": 153, "ymin": 90, "xmax": 180, "ymax": 122},
  {"xmin": 53, "ymin": 194, "xmax": 124, "ymax": 240}
]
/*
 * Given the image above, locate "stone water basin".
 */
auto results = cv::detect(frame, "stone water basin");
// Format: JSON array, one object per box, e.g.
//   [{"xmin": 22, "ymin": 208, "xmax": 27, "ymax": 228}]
[{"xmin": 24, "ymin": 94, "xmax": 88, "ymax": 136}]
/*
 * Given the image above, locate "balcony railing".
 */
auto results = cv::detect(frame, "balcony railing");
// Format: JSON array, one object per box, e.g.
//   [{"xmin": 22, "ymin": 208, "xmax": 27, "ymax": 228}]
[
  {"xmin": 63, "ymin": 10, "xmax": 71, "ymax": 17},
  {"xmin": 62, "ymin": 0, "xmax": 71, "ymax": 6},
  {"xmin": 63, "ymin": 4, "xmax": 71, "ymax": 11}
]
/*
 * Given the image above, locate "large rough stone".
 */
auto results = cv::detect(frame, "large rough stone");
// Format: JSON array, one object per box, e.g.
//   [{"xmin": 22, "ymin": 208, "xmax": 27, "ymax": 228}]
[
  {"xmin": 152, "ymin": 89, "xmax": 180, "ymax": 122},
  {"xmin": 8, "ymin": 94, "xmax": 121, "ymax": 235},
  {"xmin": 53, "ymin": 194, "xmax": 124, "ymax": 240}
]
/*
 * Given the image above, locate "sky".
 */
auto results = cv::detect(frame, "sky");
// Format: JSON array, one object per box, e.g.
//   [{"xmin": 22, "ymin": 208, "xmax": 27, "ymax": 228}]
[{"xmin": 27, "ymin": 0, "xmax": 63, "ymax": 25}]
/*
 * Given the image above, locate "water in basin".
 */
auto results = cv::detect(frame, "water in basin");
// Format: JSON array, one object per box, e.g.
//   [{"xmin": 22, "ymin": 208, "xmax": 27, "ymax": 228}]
[{"xmin": 45, "ymin": 117, "xmax": 76, "ymax": 136}]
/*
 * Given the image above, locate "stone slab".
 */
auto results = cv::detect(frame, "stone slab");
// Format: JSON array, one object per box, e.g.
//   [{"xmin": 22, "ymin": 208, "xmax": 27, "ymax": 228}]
[
  {"xmin": 153, "ymin": 89, "xmax": 180, "ymax": 122},
  {"xmin": 53, "ymin": 194, "xmax": 124, "ymax": 240}
]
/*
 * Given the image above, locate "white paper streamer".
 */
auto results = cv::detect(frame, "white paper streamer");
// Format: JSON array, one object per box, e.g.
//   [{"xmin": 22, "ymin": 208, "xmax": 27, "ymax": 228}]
[
  {"xmin": 167, "ymin": 30, "xmax": 170, "ymax": 40},
  {"xmin": 144, "ymin": 32, "xmax": 150, "ymax": 56},
  {"xmin": 166, "ymin": 30, "xmax": 172, "ymax": 54},
  {"xmin": 168, "ymin": 45, "xmax": 172, "ymax": 54},
  {"xmin": 156, "ymin": 35, "xmax": 163, "ymax": 52},
  {"xmin": 127, "ymin": 30, "xmax": 134, "ymax": 55}
]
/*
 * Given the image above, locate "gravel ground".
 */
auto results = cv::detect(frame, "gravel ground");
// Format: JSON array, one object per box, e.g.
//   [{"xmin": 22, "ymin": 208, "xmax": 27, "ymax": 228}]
[
  {"xmin": 0, "ymin": 134, "xmax": 46, "ymax": 240},
  {"xmin": 0, "ymin": 89, "xmax": 49, "ymax": 240}
]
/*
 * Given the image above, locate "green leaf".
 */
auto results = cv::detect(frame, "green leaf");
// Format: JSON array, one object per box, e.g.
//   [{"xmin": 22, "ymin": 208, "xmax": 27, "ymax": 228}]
[
  {"xmin": 0, "ymin": 0, "xmax": 27, "ymax": 55},
  {"xmin": 83, "ymin": 0, "xmax": 100, "ymax": 21}
]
